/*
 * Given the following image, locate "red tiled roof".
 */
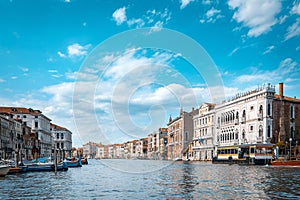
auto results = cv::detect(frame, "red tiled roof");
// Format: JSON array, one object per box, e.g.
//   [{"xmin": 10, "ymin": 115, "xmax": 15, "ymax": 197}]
[
  {"xmin": 274, "ymin": 94, "xmax": 300, "ymax": 103},
  {"xmin": 0, "ymin": 107, "xmax": 42, "ymax": 115},
  {"xmin": 50, "ymin": 123, "xmax": 71, "ymax": 133}
]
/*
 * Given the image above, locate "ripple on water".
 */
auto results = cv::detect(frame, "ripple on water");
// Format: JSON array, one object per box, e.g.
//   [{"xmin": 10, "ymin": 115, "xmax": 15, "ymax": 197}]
[{"xmin": 1, "ymin": 160, "xmax": 300, "ymax": 199}]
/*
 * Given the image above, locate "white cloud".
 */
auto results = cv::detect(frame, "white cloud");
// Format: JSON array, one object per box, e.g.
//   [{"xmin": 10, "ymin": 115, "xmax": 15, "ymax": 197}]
[
  {"xmin": 235, "ymin": 58, "xmax": 298, "ymax": 84},
  {"xmin": 11, "ymin": 76, "xmax": 17, "ymax": 80},
  {"xmin": 58, "ymin": 43, "xmax": 91, "ymax": 58},
  {"xmin": 263, "ymin": 45, "xmax": 275, "ymax": 55},
  {"xmin": 180, "ymin": 0, "xmax": 193, "ymax": 9},
  {"xmin": 206, "ymin": 8, "xmax": 221, "ymax": 18},
  {"xmin": 200, "ymin": 7, "xmax": 223, "ymax": 24},
  {"xmin": 58, "ymin": 51, "xmax": 66, "ymax": 58},
  {"xmin": 48, "ymin": 69, "xmax": 58, "ymax": 73},
  {"xmin": 291, "ymin": 2, "xmax": 300, "ymax": 15},
  {"xmin": 127, "ymin": 18, "xmax": 145, "ymax": 28},
  {"xmin": 67, "ymin": 43, "xmax": 90, "ymax": 57},
  {"xmin": 64, "ymin": 0, "xmax": 71, "ymax": 3},
  {"xmin": 112, "ymin": 7, "xmax": 127, "ymax": 25},
  {"xmin": 112, "ymin": 7, "xmax": 171, "ymax": 31},
  {"xmin": 285, "ymin": 18, "xmax": 300, "ymax": 41},
  {"xmin": 228, "ymin": 0, "xmax": 281, "ymax": 37},
  {"xmin": 0, "ymin": 78, "xmax": 5, "ymax": 83},
  {"xmin": 20, "ymin": 67, "xmax": 29, "ymax": 72},
  {"xmin": 202, "ymin": 0, "xmax": 212, "ymax": 5},
  {"xmin": 150, "ymin": 21, "xmax": 164, "ymax": 32},
  {"xmin": 279, "ymin": 15, "xmax": 288, "ymax": 24},
  {"xmin": 228, "ymin": 47, "xmax": 239, "ymax": 56}
]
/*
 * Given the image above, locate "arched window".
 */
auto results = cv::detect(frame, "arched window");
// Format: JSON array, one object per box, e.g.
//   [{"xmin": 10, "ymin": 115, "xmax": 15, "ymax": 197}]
[
  {"xmin": 242, "ymin": 129, "xmax": 245, "ymax": 139},
  {"xmin": 267, "ymin": 125, "xmax": 271, "ymax": 138},
  {"xmin": 291, "ymin": 126, "xmax": 294, "ymax": 139},
  {"xmin": 259, "ymin": 105, "xmax": 263, "ymax": 114},
  {"xmin": 291, "ymin": 106, "xmax": 294, "ymax": 119},
  {"xmin": 259, "ymin": 125, "xmax": 263, "ymax": 137},
  {"xmin": 235, "ymin": 129, "xmax": 239, "ymax": 140},
  {"xmin": 267, "ymin": 104, "xmax": 271, "ymax": 116},
  {"xmin": 242, "ymin": 110, "xmax": 246, "ymax": 123}
]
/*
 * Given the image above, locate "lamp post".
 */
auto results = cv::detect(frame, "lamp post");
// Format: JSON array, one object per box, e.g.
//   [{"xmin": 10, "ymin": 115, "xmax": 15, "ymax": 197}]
[{"xmin": 289, "ymin": 138, "xmax": 292, "ymax": 160}]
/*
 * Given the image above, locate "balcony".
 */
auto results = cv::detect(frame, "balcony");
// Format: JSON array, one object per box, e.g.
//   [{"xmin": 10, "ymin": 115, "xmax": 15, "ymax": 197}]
[{"xmin": 256, "ymin": 136, "xmax": 263, "ymax": 143}]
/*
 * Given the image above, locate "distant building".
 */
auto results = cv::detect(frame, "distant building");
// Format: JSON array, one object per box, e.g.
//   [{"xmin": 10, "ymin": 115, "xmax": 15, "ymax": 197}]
[
  {"xmin": 167, "ymin": 108, "xmax": 199, "ymax": 160},
  {"xmin": 83, "ymin": 142, "xmax": 97, "ymax": 158},
  {"xmin": 50, "ymin": 123, "xmax": 72, "ymax": 158},
  {"xmin": 113, "ymin": 144, "xmax": 125, "ymax": 159},
  {"xmin": 192, "ymin": 103, "xmax": 216, "ymax": 161},
  {"xmin": 272, "ymin": 83, "xmax": 300, "ymax": 156},
  {"xmin": 148, "ymin": 128, "xmax": 168, "ymax": 160}
]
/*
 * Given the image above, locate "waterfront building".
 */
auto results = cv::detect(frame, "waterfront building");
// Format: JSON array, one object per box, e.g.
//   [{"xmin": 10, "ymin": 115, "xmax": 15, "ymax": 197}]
[
  {"xmin": 192, "ymin": 103, "xmax": 216, "ymax": 161},
  {"xmin": 50, "ymin": 123, "xmax": 72, "ymax": 158},
  {"xmin": 83, "ymin": 141, "xmax": 98, "ymax": 158},
  {"xmin": 113, "ymin": 144, "xmax": 125, "ymax": 159},
  {"xmin": 215, "ymin": 84, "xmax": 275, "ymax": 150},
  {"xmin": 1, "ymin": 113, "xmax": 37, "ymax": 161},
  {"xmin": 148, "ymin": 128, "xmax": 168, "ymax": 160},
  {"xmin": 167, "ymin": 108, "xmax": 199, "ymax": 160},
  {"xmin": 272, "ymin": 83, "xmax": 300, "ymax": 157},
  {"xmin": 21, "ymin": 122, "xmax": 35, "ymax": 160},
  {"xmin": 0, "ymin": 114, "xmax": 15, "ymax": 160},
  {"xmin": 96, "ymin": 145, "xmax": 105, "ymax": 159},
  {"xmin": 108, "ymin": 144, "xmax": 114, "ymax": 158},
  {"xmin": 0, "ymin": 107, "xmax": 52, "ymax": 157},
  {"xmin": 147, "ymin": 133, "xmax": 157, "ymax": 159},
  {"xmin": 158, "ymin": 128, "xmax": 168, "ymax": 160},
  {"xmin": 140, "ymin": 138, "xmax": 148, "ymax": 159}
]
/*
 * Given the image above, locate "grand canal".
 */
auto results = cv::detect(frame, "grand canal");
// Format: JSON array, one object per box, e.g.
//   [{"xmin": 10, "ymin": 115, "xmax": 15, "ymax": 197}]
[{"xmin": 1, "ymin": 159, "xmax": 300, "ymax": 199}]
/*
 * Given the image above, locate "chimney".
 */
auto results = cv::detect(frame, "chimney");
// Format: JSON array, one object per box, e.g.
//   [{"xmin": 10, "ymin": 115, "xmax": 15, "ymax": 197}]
[{"xmin": 279, "ymin": 82, "xmax": 283, "ymax": 97}]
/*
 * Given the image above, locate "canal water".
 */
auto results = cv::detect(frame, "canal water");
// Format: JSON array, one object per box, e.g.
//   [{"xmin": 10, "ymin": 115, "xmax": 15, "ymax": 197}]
[{"xmin": 1, "ymin": 159, "xmax": 300, "ymax": 199}]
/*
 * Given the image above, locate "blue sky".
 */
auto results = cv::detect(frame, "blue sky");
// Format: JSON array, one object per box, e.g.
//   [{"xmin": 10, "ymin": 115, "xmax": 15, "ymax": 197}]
[{"xmin": 1, "ymin": 0, "xmax": 300, "ymax": 147}]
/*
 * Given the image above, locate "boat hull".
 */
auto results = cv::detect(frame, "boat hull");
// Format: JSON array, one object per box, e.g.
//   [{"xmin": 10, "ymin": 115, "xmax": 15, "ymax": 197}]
[
  {"xmin": 271, "ymin": 160, "xmax": 300, "ymax": 166},
  {"xmin": 0, "ymin": 165, "xmax": 10, "ymax": 177},
  {"xmin": 65, "ymin": 158, "xmax": 82, "ymax": 167},
  {"xmin": 8, "ymin": 167, "xmax": 22, "ymax": 174},
  {"xmin": 20, "ymin": 162, "xmax": 68, "ymax": 172}
]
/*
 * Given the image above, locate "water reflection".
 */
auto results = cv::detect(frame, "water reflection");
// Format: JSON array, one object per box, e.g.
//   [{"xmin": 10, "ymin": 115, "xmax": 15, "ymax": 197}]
[{"xmin": 1, "ymin": 160, "xmax": 300, "ymax": 199}]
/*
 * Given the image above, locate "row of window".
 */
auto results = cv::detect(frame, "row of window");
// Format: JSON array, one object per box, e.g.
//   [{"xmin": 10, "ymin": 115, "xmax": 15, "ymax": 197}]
[
  {"xmin": 218, "ymin": 104, "xmax": 272, "ymax": 125},
  {"xmin": 56, "ymin": 133, "xmax": 64, "ymax": 139},
  {"xmin": 194, "ymin": 116, "xmax": 214, "ymax": 126},
  {"xmin": 217, "ymin": 125, "xmax": 272, "ymax": 143}
]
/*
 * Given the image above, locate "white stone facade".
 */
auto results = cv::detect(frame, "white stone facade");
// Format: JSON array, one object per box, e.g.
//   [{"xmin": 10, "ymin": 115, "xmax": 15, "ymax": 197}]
[
  {"xmin": 215, "ymin": 84, "xmax": 275, "ymax": 149},
  {"xmin": 192, "ymin": 103, "xmax": 215, "ymax": 161}
]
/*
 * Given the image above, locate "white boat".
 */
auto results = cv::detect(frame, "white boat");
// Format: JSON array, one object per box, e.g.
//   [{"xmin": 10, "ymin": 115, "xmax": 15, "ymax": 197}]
[{"xmin": 0, "ymin": 161, "xmax": 10, "ymax": 177}]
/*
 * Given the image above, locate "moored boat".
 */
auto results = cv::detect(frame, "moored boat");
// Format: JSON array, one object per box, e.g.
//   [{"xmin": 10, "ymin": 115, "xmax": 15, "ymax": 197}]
[
  {"xmin": 0, "ymin": 161, "xmax": 10, "ymax": 177},
  {"xmin": 271, "ymin": 159, "xmax": 300, "ymax": 167},
  {"xmin": 213, "ymin": 144, "xmax": 273, "ymax": 165},
  {"xmin": 65, "ymin": 157, "xmax": 82, "ymax": 167},
  {"xmin": 81, "ymin": 157, "xmax": 88, "ymax": 165},
  {"xmin": 8, "ymin": 167, "xmax": 22, "ymax": 174},
  {"xmin": 174, "ymin": 157, "xmax": 182, "ymax": 161},
  {"xmin": 19, "ymin": 161, "xmax": 68, "ymax": 172}
]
